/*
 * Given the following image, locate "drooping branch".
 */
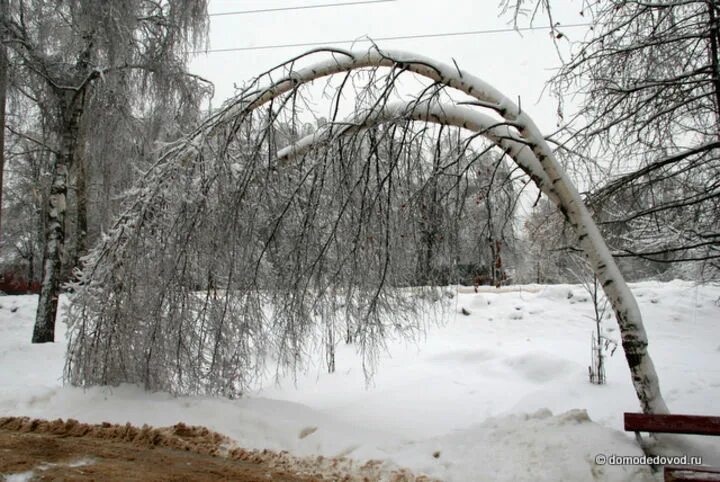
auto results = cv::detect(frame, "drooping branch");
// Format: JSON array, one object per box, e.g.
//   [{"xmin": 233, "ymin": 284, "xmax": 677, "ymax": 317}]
[
  {"xmin": 277, "ymin": 100, "xmax": 556, "ymax": 202},
  {"xmin": 66, "ymin": 46, "xmax": 668, "ymax": 414},
  {"xmin": 220, "ymin": 46, "xmax": 667, "ymax": 413}
]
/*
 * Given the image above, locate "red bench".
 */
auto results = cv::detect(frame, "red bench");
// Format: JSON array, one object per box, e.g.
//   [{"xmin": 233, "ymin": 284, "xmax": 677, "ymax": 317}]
[
  {"xmin": 624, "ymin": 412, "xmax": 720, "ymax": 482},
  {"xmin": 664, "ymin": 466, "xmax": 720, "ymax": 482}
]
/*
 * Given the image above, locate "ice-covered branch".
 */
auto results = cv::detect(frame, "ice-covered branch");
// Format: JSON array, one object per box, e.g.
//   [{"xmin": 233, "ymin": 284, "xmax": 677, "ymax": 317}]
[
  {"xmin": 65, "ymin": 46, "xmax": 668, "ymax": 414},
  {"xmin": 276, "ymin": 100, "xmax": 557, "ymax": 203}
]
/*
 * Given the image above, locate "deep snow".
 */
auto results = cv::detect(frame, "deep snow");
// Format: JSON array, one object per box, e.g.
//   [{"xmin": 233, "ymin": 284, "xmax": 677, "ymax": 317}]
[{"xmin": 1, "ymin": 281, "xmax": 719, "ymax": 481}]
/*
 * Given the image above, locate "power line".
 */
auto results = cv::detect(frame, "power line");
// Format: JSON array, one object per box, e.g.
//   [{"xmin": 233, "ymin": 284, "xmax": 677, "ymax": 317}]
[
  {"xmin": 209, "ymin": 0, "xmax": 396, "ymax": 17},
  {"xmin": 194, "ymin": 23, "xmax": 592, "ymax": 54}
]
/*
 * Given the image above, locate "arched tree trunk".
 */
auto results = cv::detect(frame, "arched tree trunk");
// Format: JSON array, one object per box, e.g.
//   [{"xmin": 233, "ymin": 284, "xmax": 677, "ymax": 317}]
[
  {"xmin": 66, "ymin": 48, "xmax": 668, "ymax": 414},
  {"xmin": 275, "ymin": 86, "xmax": 667, "ymax": 415}
]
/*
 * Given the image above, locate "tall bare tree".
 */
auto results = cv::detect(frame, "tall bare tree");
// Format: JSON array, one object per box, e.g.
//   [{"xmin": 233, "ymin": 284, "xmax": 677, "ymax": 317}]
[{"xmin": 1, "ymin": 0, "xmax": 210, "ymax": 342}]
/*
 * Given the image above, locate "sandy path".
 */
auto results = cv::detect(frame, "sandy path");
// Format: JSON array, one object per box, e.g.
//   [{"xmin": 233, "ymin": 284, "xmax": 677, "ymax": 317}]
[
  {"xmin": 0, "ymin": 417, "xmax": 432, "ymax": 481},
  {"xmin": 0, "ymin": 417, "xmax": 330, "ymax": 481}
]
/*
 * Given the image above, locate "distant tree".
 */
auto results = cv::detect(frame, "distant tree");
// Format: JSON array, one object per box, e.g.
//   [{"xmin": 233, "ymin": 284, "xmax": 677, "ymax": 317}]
[
  {"xmin": 1, "ymin": 0, "xmax": 211, "ymax": 342},
  {"xmin": 0, "ymin": 0, "xmax": 7, "ymax": 247},
  {"xmin": 504, "ymin": 0, "xmax": 720, "ymax": 280},
  {"xmin": 521, "ymin": 198, "xmax": 569, "ymax": 284}
]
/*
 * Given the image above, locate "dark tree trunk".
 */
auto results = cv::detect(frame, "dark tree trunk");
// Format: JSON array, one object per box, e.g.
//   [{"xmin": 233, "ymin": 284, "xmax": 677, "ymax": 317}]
[
  {"xmin": 707, "ymin": 0, "xmax": 720, "ymax": 130},
  {"xmin": 0, "ymin": 0, "xmax": 7, "ymax": 245},
  {"xmin": 418, "ymin": 226, "xmax": 434, "ymax": 286},
  {"xmin": 27, "ymin": 249, "xmax": 34, "ymax": 288},
  {"xmin": 68, "ymin": 35, "xmax": 92, "ymax": 275},
  {"xmin": 71, "ymin": 147, "xmax": 88, "ymax": 272},
  {"xmin": 493, "ymin": 239, "xmax": 503, "ymax": 288},
  {"xmin": 417, "ymin": 147, "xmax": 442, "ymax": 286}
]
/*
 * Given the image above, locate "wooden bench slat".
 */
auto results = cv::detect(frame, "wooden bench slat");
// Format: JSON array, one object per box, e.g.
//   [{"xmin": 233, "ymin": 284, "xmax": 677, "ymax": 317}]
[
  {"xmin": 625, "ymin": 413, "xmax": 720, "ymax": 436},
  {"xmin": 665, "ymin": 466, "xmax": 720, "ymax": 482}
]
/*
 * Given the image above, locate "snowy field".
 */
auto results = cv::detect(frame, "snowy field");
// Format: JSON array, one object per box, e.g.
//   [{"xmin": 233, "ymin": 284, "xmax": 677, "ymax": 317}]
[{"xmin": 1, "ymin": 280, "xmax": 719, "ymax": 481}]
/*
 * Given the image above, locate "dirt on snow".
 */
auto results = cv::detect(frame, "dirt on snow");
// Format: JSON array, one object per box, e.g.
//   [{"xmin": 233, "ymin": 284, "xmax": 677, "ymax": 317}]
[{"xmin": 0, "ymin": 416, "xmax": 431, "ymax": 481}]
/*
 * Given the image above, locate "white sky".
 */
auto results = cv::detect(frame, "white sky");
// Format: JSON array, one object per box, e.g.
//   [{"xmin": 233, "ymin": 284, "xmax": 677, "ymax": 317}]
[{"xmin": 190, "ymin": 0, "xmax": 588, "ymax": 134}]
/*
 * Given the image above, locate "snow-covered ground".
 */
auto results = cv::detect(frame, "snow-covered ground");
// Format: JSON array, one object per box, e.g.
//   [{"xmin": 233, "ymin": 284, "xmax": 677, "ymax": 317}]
[{"xmin": 1, "ymin": 281, "xmax": 719, "ymax": 481}]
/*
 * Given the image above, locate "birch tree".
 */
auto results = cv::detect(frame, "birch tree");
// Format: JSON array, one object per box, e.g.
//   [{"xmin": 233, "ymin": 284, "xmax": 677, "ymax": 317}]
[
  {"xmin": 1, "ymin": 0, "xmax": 210, "ymax": 342},
  {"xmin": 64, "ymin": 47, "xmax": 668, "ymax": 414}
]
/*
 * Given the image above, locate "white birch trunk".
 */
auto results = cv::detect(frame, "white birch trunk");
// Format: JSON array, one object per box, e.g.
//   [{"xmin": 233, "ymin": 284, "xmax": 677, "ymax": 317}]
[
  {"xmin": 33, "ymin": 93, "xmax": 82, "ymax": 343},
  {"xmin": 32, "ymin": 160, "xmax": 67, "ymax": 343},
  {"xmin": 76, "ymin": 47, "xmax": 666, "ymax": 412},
  {"xmin": 219, "ymin": 48, "xmax": 668, "ymax": 414}
]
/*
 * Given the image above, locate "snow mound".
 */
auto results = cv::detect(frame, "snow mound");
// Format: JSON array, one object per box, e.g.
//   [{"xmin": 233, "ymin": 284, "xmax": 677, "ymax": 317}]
[
  {"xmin": 2, "ymin": 281, "xmax": 720, "ymax": 481},
  {"xmin": 468, "ymin": 294, "xmax": 491, "ymax": 308},
  {"xmin": 394, "ymin": 409, "xmax": 654, "ymax": 482}
]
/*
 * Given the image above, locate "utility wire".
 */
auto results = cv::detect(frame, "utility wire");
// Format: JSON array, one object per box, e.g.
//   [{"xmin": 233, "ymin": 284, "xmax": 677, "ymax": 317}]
[
  {"xmin": 209, "ymin": 0, "xmax": 396, "ymax": 17},
  {"xmin": 194, "ymin": 23, "xmax": 592, "ymax": 54}
]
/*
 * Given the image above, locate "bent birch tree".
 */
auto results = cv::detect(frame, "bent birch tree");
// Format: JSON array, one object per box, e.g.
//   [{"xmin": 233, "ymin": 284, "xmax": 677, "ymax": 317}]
[{"xmin": 65, "ymin": 47, "xmax": 668, "ymax": 414}]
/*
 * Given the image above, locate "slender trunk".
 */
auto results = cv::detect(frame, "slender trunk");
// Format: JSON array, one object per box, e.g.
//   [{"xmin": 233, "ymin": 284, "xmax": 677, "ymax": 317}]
[
  {"xmin": 707, "ymin": 0, "xmax": 720, "ymax": 131},
  {"xmin": 419, "ymin": 225, "xmax": 433, "ymax": 285},
  {"xmin": 326, "ymin": 322, "xmax": 335, "ymax": 373},
  {"xmin": 27, "ymin": 249, "xmax": 34, "ymax": 290},
  {"xmin": 419, "ymin": 151, "xmax": 441, "ymax": 285},
  {"xmin": 0, "ymin": 0, "xmax": 7, "ymax": 245},
  {"xmin": 483, "ymin": 180, "xmax": 497, "ymax": 286},
  {"xmin": 33, "ymin": 157, "xmax": 67, "ymax": 343},
  {"xmin": 72, "ymin": 145, "xmax": 88, "ymax": 272},
  {"xmin": 594, "ymin": 276, "xmax": 604, "ymax": 384},
  {"xmin": 416, "ymin": 201, "xmax": 434, "ymax": 285},
  {"xmin": 69, "ymin": 34, "xmax": 92, "ymax": 274},
  {"xmin": 487, "ymin": 236, "xmax": 496, "ymax": 283},
  {"xmin": 33, "ymin": 92, "xmax": 83, "ymax": 343},
  {"xmin": 493, "ymin": 239, "xmax": 503, "ymax": 288}
]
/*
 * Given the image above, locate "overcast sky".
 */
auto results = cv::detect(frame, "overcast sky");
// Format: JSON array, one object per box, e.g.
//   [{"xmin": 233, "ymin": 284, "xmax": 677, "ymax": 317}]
[
  {"xmin": 190, "ymin": 0, "xmax": 587, "ymax": 133},
  {"xmin": 188, "ymin": 0, "xmax": 593, "ymax": 214},
  {"xmin": 191, "ymin": 0, "xmax": 587, "ymax": 215}
]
